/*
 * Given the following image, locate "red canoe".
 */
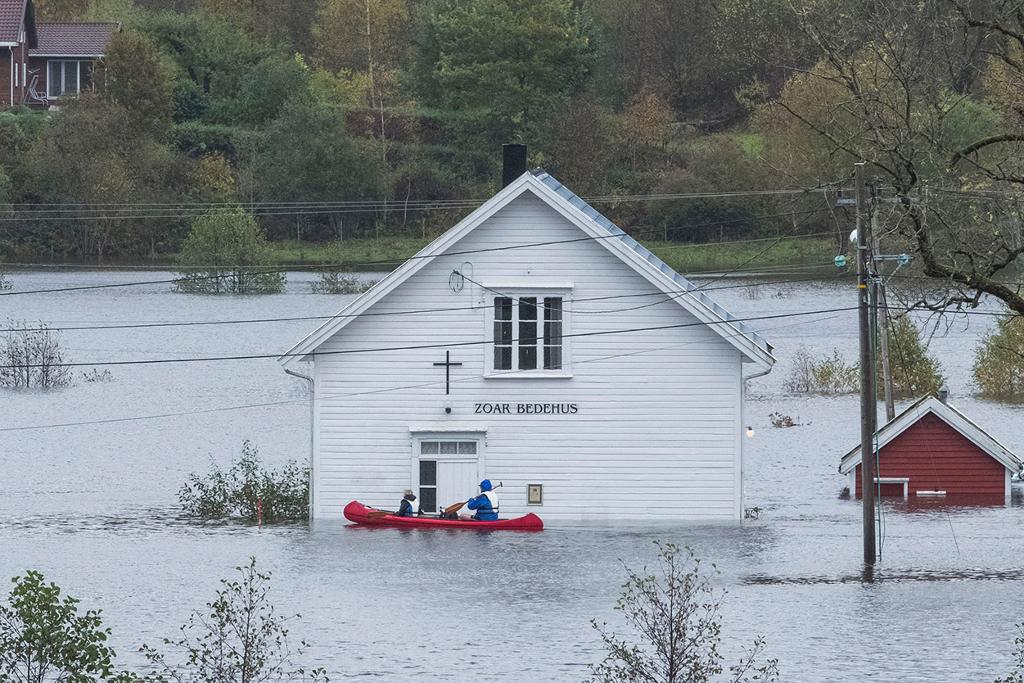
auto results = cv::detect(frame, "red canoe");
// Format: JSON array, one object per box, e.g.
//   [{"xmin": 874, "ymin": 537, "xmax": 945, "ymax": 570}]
[{"xmin": 343, "ymin": 500, "xmax": 543, "ymax": 531}]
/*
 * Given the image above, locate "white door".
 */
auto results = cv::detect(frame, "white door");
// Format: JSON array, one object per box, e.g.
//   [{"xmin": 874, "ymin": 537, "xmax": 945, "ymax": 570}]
[
  {"xmin": 437, "ymin": 461, "xmax": 479, "ymax": 511},
  {"xmin": 417, "ymin": 438, "xmax": 481, "ymax": 514}
]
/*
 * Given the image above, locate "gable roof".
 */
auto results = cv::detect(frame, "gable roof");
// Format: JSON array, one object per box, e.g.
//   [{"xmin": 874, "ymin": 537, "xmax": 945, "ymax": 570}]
[
  {"xmin": 279, "ymin": 169, "xmax": 776, "ymax": 371},
  {"xmin": 30, "ymin": 21, "xmax": 116, "ymax": 56},
  {"xmin": 838, "ymin": 396, "xmax": 1022, "ymax": 474},
  {"xmin": 0, "ymin": 0, "xmax": 32, "ymax": 46}
]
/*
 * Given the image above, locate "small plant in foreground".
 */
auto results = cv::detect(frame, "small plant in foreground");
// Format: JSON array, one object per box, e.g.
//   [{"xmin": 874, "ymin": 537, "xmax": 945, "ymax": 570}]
[
  {"xmin": 140, "ymin": 557, "xmax": 327, "ymax": 683},
  {"xmin": 974, "ymin": 315, "xmax": 1024, "ymax": 401},
  {"xmin": 179, "ymin": 441, "xmax": 309, "ymax": 523},
  {"xmin": 0, "ymin": 270, "xmax": 10, "ymax": 291},
  {"xmin": 589, "ymin": 542, "xmax": 779, "ymax": 683},
  {"xmin": 0, "ymin": 319, "xmax": 72, "ymax": 389},
  {"xmin": 783, "ymin": 347, "xmax": 858, "ymax": 395},
  {"xmin": 0, "ymin": 570, "xmax": 130, "ymax": 682},
  {"xmin": 996, "ymin": 623, "xmax": 1024, "ymax": 682}
]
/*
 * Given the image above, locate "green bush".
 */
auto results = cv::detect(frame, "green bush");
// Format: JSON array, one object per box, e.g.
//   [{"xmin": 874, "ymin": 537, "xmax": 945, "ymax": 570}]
[
  {"xmin": 784, "ymin": 347, "xmax": 859, "ymax": 395},
  {"xmin": 179, "ymin": 441, "xmax": 309, "ymax": 523},
  {"xmin": 310, "ymin": 241, "xmax": 380, "ymax": 294},
  {"xmin": 883, "ymin": 314, "xmax": 944, "ymax": 399},
  {"xmin": 174, "ymin": 209, "xmax": 285, "ymax": 294},
  {"xmin": 0, "ymin": 571, "xmax": 129, "ymax": 682},
  {"xmin": 974, "ymin": 315, "xmax": 1024, "ymax": 401}
]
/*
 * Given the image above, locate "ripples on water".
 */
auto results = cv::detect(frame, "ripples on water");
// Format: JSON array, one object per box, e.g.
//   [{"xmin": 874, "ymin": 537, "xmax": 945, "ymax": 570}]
[{"xmin": 2, "ymin": 272, "xmax": 1024, "ymax": 681}]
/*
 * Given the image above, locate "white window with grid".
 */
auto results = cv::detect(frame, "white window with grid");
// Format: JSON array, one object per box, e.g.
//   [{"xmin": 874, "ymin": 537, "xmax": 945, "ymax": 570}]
[{"xmin": 485, "ymin": 287, "xmax": 571, "ymax": 377}]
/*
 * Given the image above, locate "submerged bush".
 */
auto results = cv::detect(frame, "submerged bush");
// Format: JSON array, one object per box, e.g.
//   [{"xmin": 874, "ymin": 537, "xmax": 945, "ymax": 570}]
[
  {"xmin": 974, "ymin": 315, "xmax": 1024, "ymax": 401},
  {"xmin": 141, "ymin": 558, "xmax": 327, "ymax": 683},
  {"xmin": 0, "ymin": 270, "xmax": 10, "ymax": 291},
  {"xmin": 179, "ymin": 441, "xmax": 309, "ymax": 523},
  {"xmin": 784, "ymin": 347, "xmax": 858, "ymax": 395},
  {"xmin": 174, "ymin": 209, "xmax": 285, "ymax": 294},
  {"xmin": 590, "ymin": 542, "xmax": 779, "ymax": 683},
  {"xmin": 0, "ymin": 319, "xmax": 72, "ymax": 389},
  {"xmin": 883, "ymin": 314, "xmax": 944, "ymax": 399}
]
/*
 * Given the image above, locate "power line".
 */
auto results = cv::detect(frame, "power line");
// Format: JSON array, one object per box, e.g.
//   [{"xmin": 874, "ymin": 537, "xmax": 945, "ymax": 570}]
[
  {"xmin": 0, "ymin": 187, "xmax": 832, "ymax": 210},
  {"xmin": 0, "ymin": 274, "xmax": 854, "ymax": 333},
  {"xmin": 0, "ymin": 214, "xmax": 836, "ymax": 297},
  {"xmin": 0, "ymin": 311, "xmax": 846, "ymax": 433},
  {"xmin": 0, "ymin": 307, "xmax": 859, "ymax": 370}
]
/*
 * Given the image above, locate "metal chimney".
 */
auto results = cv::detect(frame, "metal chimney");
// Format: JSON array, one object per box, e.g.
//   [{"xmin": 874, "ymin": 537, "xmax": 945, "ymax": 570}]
[
  {"xmin": 938, "ymin": 387, "xmax": 949, "ymax": 404},
  {"xmin": 502, "ymin": 144, "xmax": 527, "ymax": 187}
]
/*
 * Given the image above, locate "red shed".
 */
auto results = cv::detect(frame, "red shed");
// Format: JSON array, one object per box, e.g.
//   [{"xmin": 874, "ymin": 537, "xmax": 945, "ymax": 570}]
[{"xmin": 839, "ymin": 396, "xmax": 1021, "ymax": 500}]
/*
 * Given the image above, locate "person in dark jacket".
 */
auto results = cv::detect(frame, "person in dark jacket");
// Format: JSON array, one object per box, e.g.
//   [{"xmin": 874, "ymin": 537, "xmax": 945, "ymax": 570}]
[
  {"xmin": 397, "ymin": 490, "xmax": 418, "ymax": 517},
  {"xmin": 465, "ymin": 480, "xmax": 499, "ymax": 521}
]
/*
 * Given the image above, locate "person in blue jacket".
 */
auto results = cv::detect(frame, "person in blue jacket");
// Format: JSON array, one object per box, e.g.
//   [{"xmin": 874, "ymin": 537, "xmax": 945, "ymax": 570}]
[{"xmin": 466, "ymin": 480, "xmax": 499, "ymax": 521}]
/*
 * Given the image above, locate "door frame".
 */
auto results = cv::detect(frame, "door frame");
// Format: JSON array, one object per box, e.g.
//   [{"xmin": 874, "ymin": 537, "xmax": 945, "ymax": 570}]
[{"xmin": 409, "ymin": 431, "xmax": 486, "ymax": 512}]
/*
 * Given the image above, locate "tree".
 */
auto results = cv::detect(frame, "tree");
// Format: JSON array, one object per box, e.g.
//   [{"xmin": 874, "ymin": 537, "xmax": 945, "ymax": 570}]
[
  {"xmin": 100, "ymin": 29, "xmax": 176, "ymax": 135},
  {"xmin": 774, "ymin": 1, "xmax": 1024, "ymax": 316},
  {"xmin": 589, "ymin": 0, "xmax": 808, "ymax": 120},
  {"xmin": 410, "ymin": 0, "xmax": 595, "ymax": 148},
  {"xmin": 312, "ymin": 0, "xmax": 410, "ymax": 162},
  {"xmin": 0, "ymin": 320, "xmax": 72, "ymax": 390},
  {"xmin": 0, "ymin": 571, "xmax": 126, "ymax": 682},
  {"xmin": 21, "ymin": 96, "xmax": 188, "ymax": 261},
  {"xmin": 141, "ymin": 558, "xmax": 327, "ymax": 683},
  {"xmin": 974, "ymin": 315, "xmax": 1024, "ymax": 401},
  {"xmin": 257, "ymin": 101, "xmax": 383, "ymax": 240},
  {"xmin": 33, "ymin": 0, "xmax": 90, "ymax": 21},
  {"xmin": 590, "ymin": 542, "xmax": 778, "ymax": 683},
  {"xmin": 997, "ymin": 623, "xmax": 1024, "ymax": 683},
  {"xmin": 175, "ymin": 208, "xmax": 284, "ymax": 294},
  {"xmin": 883, "ymin": 313, "xmax": 944, "ymax": 399}
]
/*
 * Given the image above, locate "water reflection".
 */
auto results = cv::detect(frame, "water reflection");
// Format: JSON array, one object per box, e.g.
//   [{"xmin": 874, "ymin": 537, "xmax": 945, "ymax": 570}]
[{"xmin": 3, "ymin": 272, "xmax": 1024, "ymax": 681}]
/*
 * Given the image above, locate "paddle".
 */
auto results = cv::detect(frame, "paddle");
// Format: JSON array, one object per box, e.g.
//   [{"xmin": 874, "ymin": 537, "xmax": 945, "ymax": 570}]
[
  {"xmin": 367, "ymin": 508, "xmax": 397, "ymax": 518},
  {"xmin": 442, "ymin": 482, "xmax": 503, "ymax": 517}
]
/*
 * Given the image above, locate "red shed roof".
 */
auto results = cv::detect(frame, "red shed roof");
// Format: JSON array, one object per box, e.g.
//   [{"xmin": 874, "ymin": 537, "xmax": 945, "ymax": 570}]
[
  {"xmin": 0, "ymin": 0, "xmax": 28, "ymax": 44},
  {"xmin": 839, "ymin": 396, "xmax": 1022, "ymax": 474},
  {"xmin": 30, "ymin": 21, "xmax": 116, "ymax": 57}
]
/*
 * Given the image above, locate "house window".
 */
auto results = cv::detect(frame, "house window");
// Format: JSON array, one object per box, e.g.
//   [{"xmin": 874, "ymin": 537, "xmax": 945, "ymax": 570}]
[
  {"xmin": 47, "ymin": 60, "xmax": 92, "ymax": 99},
  {"xmin": 491, "ymin": 294, "xmax": 566, "ymax": 373}
]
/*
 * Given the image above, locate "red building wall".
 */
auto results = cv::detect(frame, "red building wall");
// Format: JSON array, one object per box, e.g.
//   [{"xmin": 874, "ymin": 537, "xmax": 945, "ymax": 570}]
[{"xmin": 854, "ymin": 413, "xmax": 1006, "ymax": 497}]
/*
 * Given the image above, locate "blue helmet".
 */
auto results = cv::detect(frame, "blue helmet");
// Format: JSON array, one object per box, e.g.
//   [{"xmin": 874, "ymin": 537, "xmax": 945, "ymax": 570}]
[{"xmin": 479, "ymin": 479, "xmax": 493, "ymax": 492}]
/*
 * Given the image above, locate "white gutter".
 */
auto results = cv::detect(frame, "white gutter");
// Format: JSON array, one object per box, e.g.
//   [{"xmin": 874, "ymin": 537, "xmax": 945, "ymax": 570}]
[{"xmin": 284, "ymin": 367, "xmax": 315, "ymax": 524}]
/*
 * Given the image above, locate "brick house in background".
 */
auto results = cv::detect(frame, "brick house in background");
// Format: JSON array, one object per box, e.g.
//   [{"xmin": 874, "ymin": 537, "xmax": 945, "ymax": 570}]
[{"xmin": 0, "ymin": 0, "xmax": 117, "ymax": 107}]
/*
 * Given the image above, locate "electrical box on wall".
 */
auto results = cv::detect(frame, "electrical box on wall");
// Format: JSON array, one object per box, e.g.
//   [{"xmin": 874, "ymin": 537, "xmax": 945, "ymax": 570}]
[{"xmin": 527, "ymin": 483, "xmax": 543, "ymax": 505}]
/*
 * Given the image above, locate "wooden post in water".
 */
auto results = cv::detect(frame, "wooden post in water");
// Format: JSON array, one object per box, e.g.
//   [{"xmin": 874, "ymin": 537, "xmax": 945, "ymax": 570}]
[{"xmin": 855, "ymin": 162, "xmax": 877, "ymax": 566}]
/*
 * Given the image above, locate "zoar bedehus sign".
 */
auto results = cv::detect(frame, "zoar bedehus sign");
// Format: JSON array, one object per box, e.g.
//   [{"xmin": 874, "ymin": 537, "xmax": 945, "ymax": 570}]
[{"xmin": 474, "ymin": 402, "xmax": 579, "ymax": 415}]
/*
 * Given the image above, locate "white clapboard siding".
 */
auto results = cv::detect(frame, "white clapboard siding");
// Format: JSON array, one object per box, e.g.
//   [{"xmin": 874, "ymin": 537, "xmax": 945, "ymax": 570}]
[{"xmin": 304, "ymin": 191, "xmax": 752, "ymax": 521}]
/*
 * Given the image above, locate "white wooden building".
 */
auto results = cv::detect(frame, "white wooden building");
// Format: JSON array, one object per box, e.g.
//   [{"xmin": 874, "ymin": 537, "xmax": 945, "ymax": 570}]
[{"xmin": 280, "ymin": 161, "xmax": 775, "ymax": 522}]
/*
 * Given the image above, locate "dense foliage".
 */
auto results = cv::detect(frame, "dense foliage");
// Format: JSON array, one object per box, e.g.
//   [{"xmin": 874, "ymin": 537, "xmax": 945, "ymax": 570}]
[
  {"xmin": 174, "ymin": 209, "xmax": 285, "ymax": 293},
  {"xmin": 974, "ymin": 316, "xmax": 1024, "ymax": 401},
  {"xmin": 883, "ymin": 314, "xmax": 944, "ymax": 399},
  {"xmin": 0, "ymin": 0, "xmax": 837, "ymax": 265},
  {"xmin": 178, "ymin": 441, "xmax": 309, "ymax": 522},
  {"xmin": 0, "ymin": 571, "xmax": 128, "ymax": 682}
]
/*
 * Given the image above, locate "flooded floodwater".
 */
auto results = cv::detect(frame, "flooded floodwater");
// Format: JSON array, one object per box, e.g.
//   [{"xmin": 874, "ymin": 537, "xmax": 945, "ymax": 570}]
[{"xmin": 2, "ymin": 269, "xmax": 1024, "ymax": 681}]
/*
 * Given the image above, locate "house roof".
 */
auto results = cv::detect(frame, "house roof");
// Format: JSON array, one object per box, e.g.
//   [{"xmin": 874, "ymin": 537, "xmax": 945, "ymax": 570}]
[
  {"xmin": 838, "ymin": 396, "xmax": 1023, "ymax": 475},
  {"xmin": 279, "ymin": 169, "xmax": 777, "ymax": 371},
  {"xmin": 0, "ymin": 0, "xmax": 30, "ymax": 45},
  {"xmin": 30, "ymin": 21, "xmax": 116, "ymax": 57}
]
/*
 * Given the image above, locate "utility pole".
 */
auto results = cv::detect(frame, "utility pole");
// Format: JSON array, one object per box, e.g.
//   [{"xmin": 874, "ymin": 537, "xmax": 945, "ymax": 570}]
[
  {"xmin": 871, "ymin": 200, "xmax": 896, "ymax": 423},
  {"xmin": 856, "ymin": 162, "xmax": 877, "ymax": 566}
]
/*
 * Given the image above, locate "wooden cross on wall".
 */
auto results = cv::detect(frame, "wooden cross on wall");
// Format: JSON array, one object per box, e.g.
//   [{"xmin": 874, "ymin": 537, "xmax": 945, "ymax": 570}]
[{"xmin": 433, "ymin": 351, "xmax": 463, "ymax": 395}]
